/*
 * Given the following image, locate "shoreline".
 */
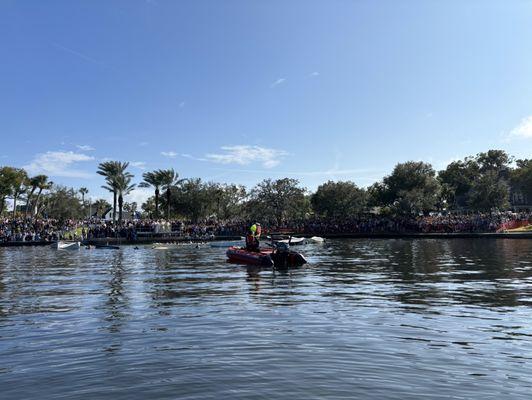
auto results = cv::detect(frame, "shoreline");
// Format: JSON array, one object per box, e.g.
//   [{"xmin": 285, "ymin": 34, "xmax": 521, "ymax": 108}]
[{"xmin": 1, "ymin": 232, "xmax": 531, "ymax": 247}]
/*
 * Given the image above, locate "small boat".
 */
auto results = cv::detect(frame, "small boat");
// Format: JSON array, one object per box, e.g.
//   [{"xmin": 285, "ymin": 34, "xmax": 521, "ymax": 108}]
[
  {"xmin": 226, "ymin": 246, "xmax": 307, "ymax": 268},
  {"xmin": 226, "ymin": 247, "xmax": 274, "ymax": 267},
  {"xmin": 270, "ymin": 236, "xmax": 306, "ymax": 246},
  {"xmin": 53, "ymin": 241, "xmax": 80, "ymax": 250},
  {"xmin": 309, "ymin": 236, "xmax": 325, "ymax": 243}
]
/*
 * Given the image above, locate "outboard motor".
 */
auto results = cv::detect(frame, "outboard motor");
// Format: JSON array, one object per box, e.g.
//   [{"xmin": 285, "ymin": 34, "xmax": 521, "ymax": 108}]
[{"xmin": 272, "ymin": 242, "xmax": 291, "ymax": 269}]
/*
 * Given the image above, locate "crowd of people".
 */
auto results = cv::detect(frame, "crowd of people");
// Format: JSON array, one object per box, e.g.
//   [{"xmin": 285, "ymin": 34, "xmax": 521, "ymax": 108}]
[
  {"xmin": 284, "ymin": 211, "xmax": 532, "ymax": 235},
  {"xmin": 0, "ymin": 217, "xmax": 247, "ymax": 243},
  {"xmin": 0, "ymin": 211, "xmax": 531, "ymax": 243}
]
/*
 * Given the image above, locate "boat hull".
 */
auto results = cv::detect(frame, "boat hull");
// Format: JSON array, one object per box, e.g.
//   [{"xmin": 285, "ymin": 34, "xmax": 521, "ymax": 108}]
[
  {"xmin": 226, "ymin": 246, "xmax": 308, "ymax": 268},
  {"xmin": 226, "ymin": 247, "xmax": 274, "ymax": 267}
]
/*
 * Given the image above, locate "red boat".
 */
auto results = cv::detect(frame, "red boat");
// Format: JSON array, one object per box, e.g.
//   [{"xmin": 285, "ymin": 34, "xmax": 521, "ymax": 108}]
[
  {"xmin": 226, "ymin": 246, "xmax": 307, "ymax": 268},
  {"xmin": 226, "ymin": 246, "xmax": 274, "ymax": 267}
]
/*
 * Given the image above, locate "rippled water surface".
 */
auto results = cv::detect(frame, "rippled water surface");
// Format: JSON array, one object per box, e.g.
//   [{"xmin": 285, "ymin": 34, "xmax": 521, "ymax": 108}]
[{"xmin": 2, "ymin": 239, "xmax": 532, "ymax": 399}]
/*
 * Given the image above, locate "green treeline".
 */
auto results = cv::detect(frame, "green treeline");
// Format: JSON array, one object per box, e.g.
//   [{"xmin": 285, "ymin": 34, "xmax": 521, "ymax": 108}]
[{"xmin": 0, "ymin": 150, "xmax": 530, "ymax": 222}]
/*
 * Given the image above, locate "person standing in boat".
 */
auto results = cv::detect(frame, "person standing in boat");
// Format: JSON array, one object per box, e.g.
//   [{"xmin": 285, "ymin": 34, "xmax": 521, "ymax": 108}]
[{"xmin": 245, "ymin": 223, "xmax": 261, "ymax": 252}]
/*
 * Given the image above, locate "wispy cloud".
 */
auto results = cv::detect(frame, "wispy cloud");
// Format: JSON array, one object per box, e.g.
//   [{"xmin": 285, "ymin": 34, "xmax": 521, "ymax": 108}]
[
  {"xmin": 76, "ymin": 144, "xmax": 95, "ymax": 151},
  {"xmin": 206, "ymin": 145, "xmax": 288, "ymax": 168},
  {"xmin": 51, "ymin": 42, "xmax": 102, "ymax": 66},
  {"xmin": 24, "ymin": 151, "xmax": 94, "ymax": 178},
  {"xmin": 139, "ymin": 141, "xmax": 149, "ymax": 147},
  {"xmin": 181, "ymin": 153, "xmax": 207, "ymax": 162},
  {"xmin": 130, "ymin": 161, "xmax": 147, "ymax": 170},
  {"xmin": 161, "ymin": 151, "xmax": 178, "ymax": 158},
  {"xmin": 508, "ymin": 115, "xmax": 532, "ymax": 139},
  {"xmin": 306, "ymin": 71, "xmax": 319, "ymax": 78},
  {"xmin": 207, "ymin": 165, "xmax": 384, "ymax": 187},
  {"xmin": 179, "ymin": 101, "xmax": 186, "ymax": 108},
  {"xmin": 270, "ymin": 78, "xmax": 286, "ymax": 88}
]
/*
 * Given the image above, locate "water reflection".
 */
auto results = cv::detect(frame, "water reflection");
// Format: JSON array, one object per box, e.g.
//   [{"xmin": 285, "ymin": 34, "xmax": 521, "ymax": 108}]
[
  {"xmin": 102, "ymin": 251, "xmax": 129, "ymax": 337},
  {"xmin": 1, "ymin": 239, "xmax": 532, "ymax": 399}
]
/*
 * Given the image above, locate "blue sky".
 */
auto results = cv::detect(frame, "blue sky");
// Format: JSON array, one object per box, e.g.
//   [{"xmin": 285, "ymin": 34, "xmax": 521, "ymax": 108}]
[{"xmin": 1, "ymin": 0, "xmax": 532, "ymax": 204}]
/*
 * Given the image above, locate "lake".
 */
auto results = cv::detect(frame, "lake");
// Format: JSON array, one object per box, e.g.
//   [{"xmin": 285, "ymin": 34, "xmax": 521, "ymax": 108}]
[{"xmin": 1, "ymin": 239, "xmax": 532, "ymax": 399}]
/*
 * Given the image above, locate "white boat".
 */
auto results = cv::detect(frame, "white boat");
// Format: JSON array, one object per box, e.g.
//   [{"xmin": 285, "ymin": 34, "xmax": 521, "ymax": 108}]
[
  {"xmin": 273, "ymin": 237, "xmax": 306, "ymax": 245},
  {"xmin": 53, "ymin": 241, "xmax": 81, "ymax": 250},
  {"xmin": 309, "ymin": 236, "xmax": 325, "ymax": 243}
]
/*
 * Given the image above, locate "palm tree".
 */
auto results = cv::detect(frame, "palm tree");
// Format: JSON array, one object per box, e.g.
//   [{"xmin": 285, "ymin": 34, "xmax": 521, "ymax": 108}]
[
  {"xmin": 114, "ymin": 174, "xmax": 136, "ymax": 224},
  {"xmin": 97, "ymin": 161, "xmax": 131, "ymax": 222},
  {"xmin": 33, "ymin": 178, "xmax": 52, "ymax": 217},
  {"xmin": 11, "ymin": 168, "xmax": 28, "ymax": 218},
  {"xmin": 139, "ymin": 171, "xmax": 164, "ymax": 219},
  {"xmin": 92, "ymin": 199, "xmax": 111, "ymax": 218},
  {"xmin": 157, "ymin": 168, "xmax": 182, "ymax": 220},
  {"xmin": 25, "ymin": 175, "xmax": 49, "ymax": 219},
  {"xmin": 79, "ymin": 187, "xmax": 88, "ymax": 213}
]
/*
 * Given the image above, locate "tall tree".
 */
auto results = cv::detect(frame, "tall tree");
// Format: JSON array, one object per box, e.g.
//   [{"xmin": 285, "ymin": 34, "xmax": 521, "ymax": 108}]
[
  {"xmin": 207, "ymin": 183, "xmax": 247, "ymax": 220},
  {"xmin": 157, "ymin": 168, "xmax": 181, "ymax": 220},
  {"xmin": 98, "ymin": 161, "xmax": 131, "ymax": 222},
  {"xmin": 372, "ymin": 161, "xmax": 441, "ymax": 215},
  {"xmin": 139, "ymin": 171, "xmax": 164, "ymax": 218},
  {"xmin": 438, "ymin": 158, "xmax": 480, "ymax": 208},
  {"xmin": 246, "ymin": 178, "xmax": 308, "ymax": 224},
  {"xmin": 311, "ymin": 181, "xmax": 367, "ymax": 218},
  {"xmin": 511, "ymin": 159, "xmax": 532, "ymax": 204},
  {"xmin": 33, "ymin": 178, "xmax": 52, "ymax": 217},
  {"xmin": 0, "ymin": 167, "xmax": 17, "ymax": 216},
  {"xmin": 114, "ymin": 174, "xmax": 135, "ymax": 224},
  {"xmin": 166, "ymin": 178, "xmax": 211, "ymax": 222},
  {"xmin": 10, "ymin": 168, "xmax": 28, "ymax": 218},
  {"xmin": 79, "ymin": 187, "xmax": 88, "ymax": 205},
  {"xmin": 79, "ymin": 187, "xmax": 89, "ymax": 218},
  {"xmin": 24, "ymin": 175, "xmax": 49, "ymax": 219},
  {"xmin": 92, "ymin": 199, "xmax": 111, "ymax": 218},
  {"xmin": 39, "ymin": 185, "xmax": 84, "ymax": 221},
  {"xmin": 476, "ymin": 150, "xmax": 512, "ymax": 175},
  {"xmin": 468, "ymin": 171, "xmax": 509, "ymax": 211}
]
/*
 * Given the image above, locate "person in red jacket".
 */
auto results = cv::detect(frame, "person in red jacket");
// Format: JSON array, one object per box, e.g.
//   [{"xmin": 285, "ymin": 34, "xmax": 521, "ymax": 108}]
[{"xmin": 245, "ymin": 223, "xmax": 261, "ymax": 252}]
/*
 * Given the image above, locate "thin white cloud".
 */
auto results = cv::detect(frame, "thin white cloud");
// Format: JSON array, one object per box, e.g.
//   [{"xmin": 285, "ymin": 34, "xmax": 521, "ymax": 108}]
[
  {"xmin": 270, "ymin": 78, "xmax": 286, "ymax": 88},
  {"xmin": 161, "ymin": 151, "xmax": 178, "ymax": 158},
  {"xmin": 139, "ymin": 142, "xmax": 149, "ymax": 147},
  {"xmin": 307, "ymin": 71, "xmax": 319, "ymax": 78},
  {"xmin": 51, "ymin": 42, "xmax": 102, "ymax": 66},
  {"xmin": 509, "ymin": 115, "xmax": 532, "ymax": 139},
  {"xmin": 206, "ymin": 145, "xmax": 288, "ymax": 169},
  {"xmin": 181, "ymin": 153, "xmax": 207, "ymax": 162},
  {"xmin": 130, "ymin": 161, "xmax": 147, "ymax": 170},
  {"xmin": 210, "ymin": 166, "xmax": 382, "ymax": 177},
  {"xmin": 179, "ymin": 101, "xmax": 186, "ymax": 108},
  {"xmin": 76, "ymin": 144, "xmax": 95, "ymax": 151},
  {"xmin": 24, "ymin": 151, "xmax": 94, "ymax": 178}
]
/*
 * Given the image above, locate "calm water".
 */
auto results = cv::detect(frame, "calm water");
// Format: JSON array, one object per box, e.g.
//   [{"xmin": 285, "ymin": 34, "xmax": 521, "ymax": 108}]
[{"xmin": 1, "ymin": 239, "xmax": 532, "ymax": 399}]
